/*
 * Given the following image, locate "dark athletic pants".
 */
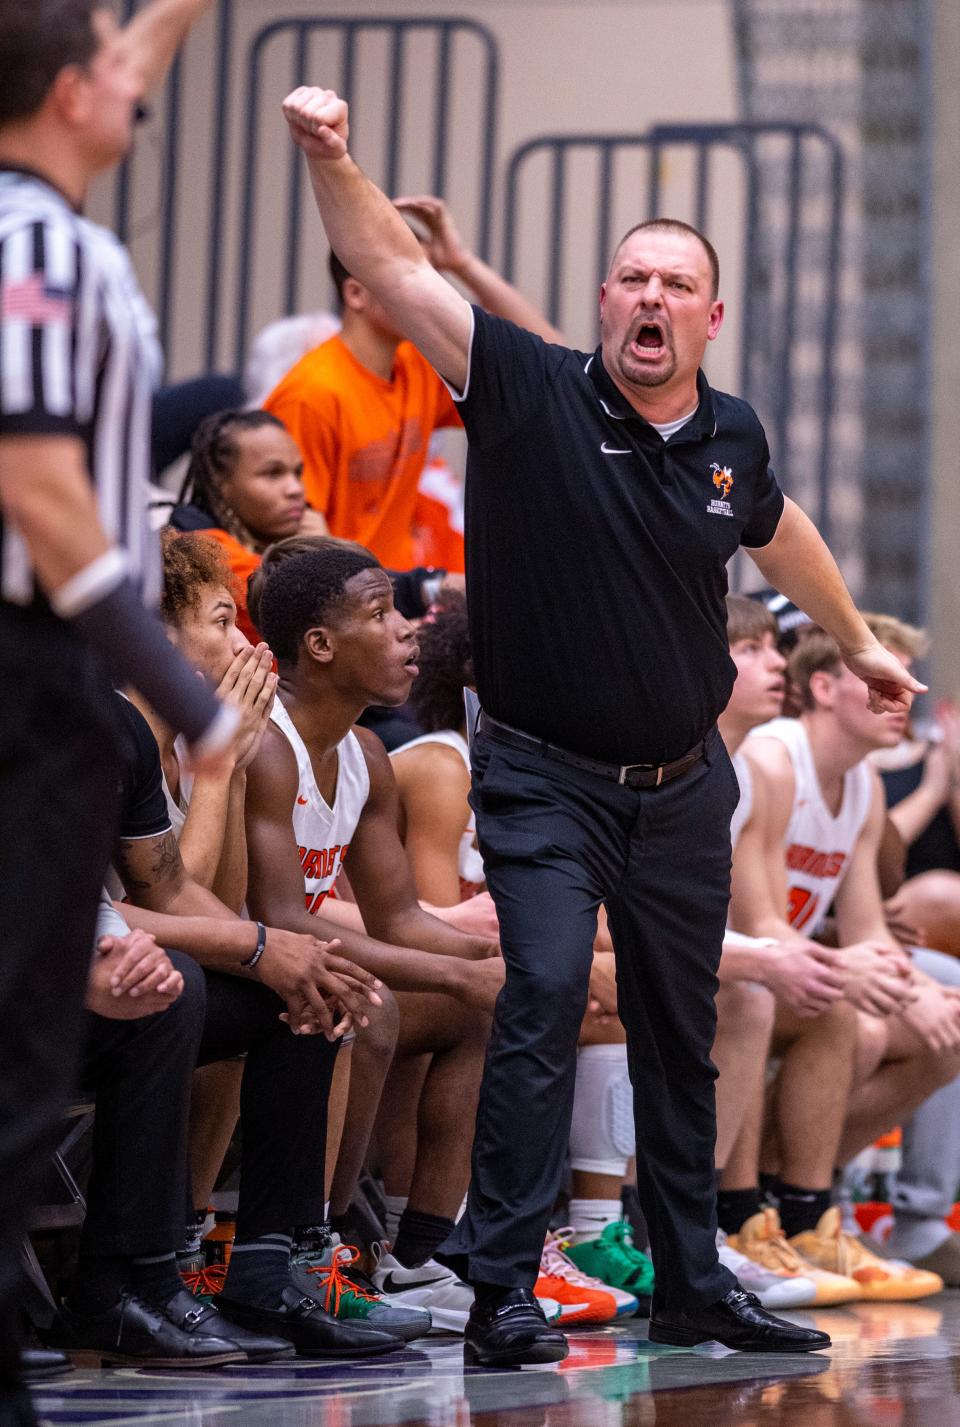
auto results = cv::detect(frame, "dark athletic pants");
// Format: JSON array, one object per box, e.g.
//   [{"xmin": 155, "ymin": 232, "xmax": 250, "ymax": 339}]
[
  {"xmin": 0, "ymin": 606, "xmax": 121, "ymax": 1392},
  {"xmin": 79, "ymin": 953, "xmax": 339, "ymax": 1258},
  {"xmin": 441, "ymin": 725, "xmax": 739, "ymax": 1315}
]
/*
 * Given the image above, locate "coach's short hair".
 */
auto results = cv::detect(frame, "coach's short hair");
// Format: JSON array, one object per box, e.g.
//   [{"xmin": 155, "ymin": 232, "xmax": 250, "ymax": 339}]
[
  {"xmin": 0, "ymin": 0, "xmax": 102, "ymax": 127},
  {"xmin": 257, "ymin": 545, "xmax": 380, "ymax": 667},
  {"xmin": 610, "ymin": 218, "xmax": 720, "ymax": 300}
]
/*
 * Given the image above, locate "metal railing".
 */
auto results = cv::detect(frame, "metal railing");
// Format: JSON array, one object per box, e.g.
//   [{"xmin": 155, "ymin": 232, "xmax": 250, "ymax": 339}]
[
  {"xmin": 503, "ymin": 123, "xmax": 845, "ymax": 541},
  {"xmin": 109, "ymin": 6, "xmax": 499, "ymax": 377}
]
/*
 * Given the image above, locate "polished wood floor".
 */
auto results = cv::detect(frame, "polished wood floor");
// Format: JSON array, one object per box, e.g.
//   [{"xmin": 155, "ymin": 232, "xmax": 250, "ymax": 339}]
[{"xmin": 29, "ymin": 1294, "xmax": 960, "ymax": 1426}]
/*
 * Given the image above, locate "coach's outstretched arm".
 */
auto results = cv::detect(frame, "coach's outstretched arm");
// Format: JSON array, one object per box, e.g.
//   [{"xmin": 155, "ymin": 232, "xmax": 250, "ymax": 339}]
[
  {"xmin": 282, "ymin": 86, "xmax": 473, "ymax": 392},
  {"xmin": 749, "ymin": 494, "xmax": 926, "ymax": 713}
]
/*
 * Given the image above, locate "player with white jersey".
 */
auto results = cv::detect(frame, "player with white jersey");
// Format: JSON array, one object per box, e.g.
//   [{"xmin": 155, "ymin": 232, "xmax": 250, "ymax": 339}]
[
  {"xmin": 750, "ymin": 715, "xmax": 873, "ymax": 938},
  {"xmin": 731, "ymin": 611, "xmax": 959, "ymax": 1299},
  {"xmin": 709, "ymin": 596, "xmax": 862, "ymax": 1306},
  {"xmin": 245, "ymin": 542, "xmax": 506, "ymax": 1334},
  {"xmin": 272, "ymin": 695, "xmax": 370, "ymax": 915}
]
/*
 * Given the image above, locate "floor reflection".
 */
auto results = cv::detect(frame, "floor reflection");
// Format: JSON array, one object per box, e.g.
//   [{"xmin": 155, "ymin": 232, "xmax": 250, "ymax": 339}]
[{"xmin": 30, "ymin": 1295, "xmax": 960, "ymax": 1427}]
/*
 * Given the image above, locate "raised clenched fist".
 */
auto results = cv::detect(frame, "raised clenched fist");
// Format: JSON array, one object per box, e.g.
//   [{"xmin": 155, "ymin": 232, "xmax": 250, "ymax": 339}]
[{"xmin": 281, "ymin": 86, "xmax": 349, "ymax": 161}]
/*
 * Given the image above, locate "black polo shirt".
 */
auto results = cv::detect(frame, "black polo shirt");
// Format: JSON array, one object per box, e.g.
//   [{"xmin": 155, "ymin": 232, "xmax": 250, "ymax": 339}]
[{"xmin": 454, "ymin": 307, "xmax": 784, "ymax": 765}]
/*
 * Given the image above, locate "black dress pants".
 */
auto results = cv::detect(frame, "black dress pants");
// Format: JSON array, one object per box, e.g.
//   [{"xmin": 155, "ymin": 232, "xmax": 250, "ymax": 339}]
[
  {"xmin": 441, "ymin": 725, "xmax": 739, "ymax": 1314},
  {"xmin": 0, "ymin": 606, "xmax": 120, "ymax": 1389},
  {"xmin": 79, "ymin": 956, "xmax": 340, "ymax": 1256}
]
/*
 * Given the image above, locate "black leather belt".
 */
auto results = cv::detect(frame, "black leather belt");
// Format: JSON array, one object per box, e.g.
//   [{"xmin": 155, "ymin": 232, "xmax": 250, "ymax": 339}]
[{"xmin": 477, "ymin": 713, "xmax": 707, "ymax": 790}]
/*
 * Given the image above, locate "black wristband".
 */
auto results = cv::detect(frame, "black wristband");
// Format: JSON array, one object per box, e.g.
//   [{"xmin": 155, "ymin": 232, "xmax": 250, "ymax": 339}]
[
  {"xmin": 67, "ymin": 575, "xmax": 222, "ymax": 744},
  {"xmin": 240, "ymin": 921, "xmax": 267, "ymax": 970}
]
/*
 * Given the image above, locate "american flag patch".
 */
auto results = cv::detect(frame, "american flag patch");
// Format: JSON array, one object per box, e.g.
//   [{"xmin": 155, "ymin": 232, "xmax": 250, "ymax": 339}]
[{"xmin": 0, "ymin": 273, "xmax": 73, "ymax": 324}]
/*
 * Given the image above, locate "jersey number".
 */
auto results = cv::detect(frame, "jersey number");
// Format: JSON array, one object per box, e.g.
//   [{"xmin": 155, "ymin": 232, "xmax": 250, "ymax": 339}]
[{"xmin": 787, "ymin": 886, "xmax": 820, "ymax": 930}]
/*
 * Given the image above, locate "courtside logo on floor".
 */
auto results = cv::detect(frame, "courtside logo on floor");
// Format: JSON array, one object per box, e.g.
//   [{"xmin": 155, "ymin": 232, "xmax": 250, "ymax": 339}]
[{"xmin": 708, "ymin": 463, "xmax": 735, "ymax": 516}]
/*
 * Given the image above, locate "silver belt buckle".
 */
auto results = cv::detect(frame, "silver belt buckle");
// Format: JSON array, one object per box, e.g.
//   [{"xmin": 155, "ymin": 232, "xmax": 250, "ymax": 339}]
[{"xmin": 618, "ymin": 761, "xmax": 663, "ymax": 787}]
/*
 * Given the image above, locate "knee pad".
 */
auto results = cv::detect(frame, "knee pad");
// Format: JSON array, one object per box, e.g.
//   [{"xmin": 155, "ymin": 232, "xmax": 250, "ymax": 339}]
[{"xmin": 569, "ymin": 1043, "xmax": 635, "ymax": 1175}]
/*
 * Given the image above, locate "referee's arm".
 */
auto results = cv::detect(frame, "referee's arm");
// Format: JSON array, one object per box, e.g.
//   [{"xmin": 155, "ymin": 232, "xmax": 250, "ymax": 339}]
[
  {"xmin": 0, "ymin": 434, "xmax": 111, "ymax": 595},
  {"xmin": 0, "ymin": 434, "xmax": 236, "ymax": 765},
  {"xmin": 116, "ymin": 0, "xmax": 215, "ymax": 97}
]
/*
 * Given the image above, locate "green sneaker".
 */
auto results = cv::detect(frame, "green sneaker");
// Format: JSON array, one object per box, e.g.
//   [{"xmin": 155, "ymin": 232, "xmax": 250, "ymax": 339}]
[
  {"xmin": 291, "ymin": 1236, "xmax": 432, "ymax": 1342},
  {"xmin": 564, "ymin": 1220, "xmax": 654, "ymax": 1316}
]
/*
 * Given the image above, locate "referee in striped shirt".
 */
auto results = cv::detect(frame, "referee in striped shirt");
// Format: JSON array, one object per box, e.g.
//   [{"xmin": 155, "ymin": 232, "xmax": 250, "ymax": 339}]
[{"xmin": 0, "ymin": 2, "xmax": 226, "ymax": 1414}]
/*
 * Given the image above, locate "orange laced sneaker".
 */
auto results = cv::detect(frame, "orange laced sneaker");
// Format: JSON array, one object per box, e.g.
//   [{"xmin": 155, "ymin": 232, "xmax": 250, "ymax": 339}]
[
  {"xmin": 291, "ymin": 1238, "xmax": 432, "ymax": 1341},
  {"xmin": 180, "ymin": 1262, "xmax": 227, "ymax": 1303},
  {"xmin": 789, "ymin": 1208, "xmax": 944, "ymax": 1302},
  {"xmin": 728, "ymin": 1208, "xmax": 862, "ymax": 1306}
]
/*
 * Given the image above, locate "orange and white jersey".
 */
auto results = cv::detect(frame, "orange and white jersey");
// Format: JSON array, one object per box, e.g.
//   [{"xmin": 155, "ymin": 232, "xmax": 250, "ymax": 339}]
[
  {"xmin": 748, "ymin": 717, "xmax": 873, "ymax": 935},
  {"xmin": 730, "ymin": 749, "xmax": 753, "ymax": 851},
  {"xmin": 390, "ymin": 728, "xmax": 485, "ymax": 896},
  {"xmin": 270, "ymin": 696, "xmax": 370, "ymax": 916}
]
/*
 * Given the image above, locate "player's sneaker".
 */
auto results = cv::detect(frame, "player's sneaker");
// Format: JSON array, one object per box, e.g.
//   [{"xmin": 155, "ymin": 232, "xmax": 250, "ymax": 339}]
[
  {"xmin": 564, "ymin": 1220, "xmax": 653, "ymax": 1316},
  {"xmin": 179, "ymin": 1259, "xmax": 227, "ymax": 1304},
  {"xmin": 534, "ymin": 1233, "xmax": 620, "ymax": 1324},
  {"xmin": 536, "ymin": 1296, "xmax": 564, "ymax": 1324},
  {"xmin": 729, "ymin": 1208, "xmax": 862, "ymax": 1306},
  {"xmin": 715, "ymin": 1228, "xmax": 818, "ymax": 1310},
  {"xmin": 291, "ymin": 1236, "xmax": 431, "ymax": 1342},
  {"xmin": 789, "ymin": 1208, "xmax": 944, "ymax": 1302},
  {"xmin": 369, "ymin": 1247, "xmax": 474, "ymax": 1333}
]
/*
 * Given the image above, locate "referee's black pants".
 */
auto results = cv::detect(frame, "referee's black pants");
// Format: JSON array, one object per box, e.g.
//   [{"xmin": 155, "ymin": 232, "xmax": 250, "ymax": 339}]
[
  {"xmin": 441, "ymin": 726, "xmax": 739, "ymax": 1314},
  {"xmin": 0, "ymin": 607, "xmax": 121, "ymax": 1391},
  {"xmin": 79, "ymin": 955, "xmax": 339, "ymax": 1257}
]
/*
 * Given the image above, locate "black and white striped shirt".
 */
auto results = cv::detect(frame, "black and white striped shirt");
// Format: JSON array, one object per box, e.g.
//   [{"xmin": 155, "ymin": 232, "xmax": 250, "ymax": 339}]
[{"xmin": 0, "ymin": 167, "xmax": 161, "ymax": 608}]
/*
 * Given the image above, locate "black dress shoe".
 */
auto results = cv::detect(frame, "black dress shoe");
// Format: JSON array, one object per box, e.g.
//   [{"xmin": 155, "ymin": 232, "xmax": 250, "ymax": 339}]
[
  {"xmin": 163, "ymin": 1288, "xmax": 295, "ymax": 1362},
  {"xmin": 19, "ymin": 1347, "xmax": 74, "ymax": 1381},
  {"xmin": 215, "ymin": 1286, "xmax": 402, "ymax": 1357},
  {"xmin": 464, "ymin": 1288, "xmax": 569, "ymax": 1368},
  {"xmin": 46, "ymin": 1292, "xmax": 246, "ymax": 1367},
  {"xmin": 648, "ymin": 1287, "xmax": 832, "ymax": 1353}
]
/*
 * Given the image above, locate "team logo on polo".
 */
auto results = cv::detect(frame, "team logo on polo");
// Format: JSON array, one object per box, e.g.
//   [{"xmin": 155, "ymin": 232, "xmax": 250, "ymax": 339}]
[{"xmin": 708, "ymin": 463, "xmax": 735, "ymax": 517}]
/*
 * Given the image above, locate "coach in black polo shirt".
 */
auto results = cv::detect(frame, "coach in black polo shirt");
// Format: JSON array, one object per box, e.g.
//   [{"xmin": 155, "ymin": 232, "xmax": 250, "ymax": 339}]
[{"xmin": 282, "ymin": 83, "xmax": 923, "ymax": 1366}]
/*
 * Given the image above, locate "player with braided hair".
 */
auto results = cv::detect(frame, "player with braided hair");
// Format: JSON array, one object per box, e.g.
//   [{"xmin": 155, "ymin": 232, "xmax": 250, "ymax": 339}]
[{"xmin": 169, "ymin": 410, "xmax": 320, "ymax": 639}]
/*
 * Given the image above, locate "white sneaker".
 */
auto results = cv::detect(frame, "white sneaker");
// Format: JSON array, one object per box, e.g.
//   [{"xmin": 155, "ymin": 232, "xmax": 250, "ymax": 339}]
[
  {"xmin": 369, "ymin": 1248, "xmax": 474, "ymax": 1333},
  {"xmin": 536, "ymin": 1296, "xmax": 563, "ymax": 1324},
  {"xmin": 716, "ymin": 1228, "xmax": 818, "ymax": 1310}
]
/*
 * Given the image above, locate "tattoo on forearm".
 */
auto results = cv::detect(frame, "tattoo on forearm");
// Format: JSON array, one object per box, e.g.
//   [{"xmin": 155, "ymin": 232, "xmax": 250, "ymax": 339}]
[{"xmin": 116, "ymin": 831, "xmax": 182, "ymax": 894}]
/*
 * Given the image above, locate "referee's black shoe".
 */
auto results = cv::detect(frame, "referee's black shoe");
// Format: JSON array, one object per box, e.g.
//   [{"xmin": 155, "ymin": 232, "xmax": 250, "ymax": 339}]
[
  {"xmin": 19, "ymin": 1347, "xmax": 73, "ymax": 1381},
  {"xmin": 648, "ymin": 1287, "xmax": 831, "ymax": 1353},
  {"xmin": 464, "ymin": 1288, "xmax": 568, "ymax": 1367}
]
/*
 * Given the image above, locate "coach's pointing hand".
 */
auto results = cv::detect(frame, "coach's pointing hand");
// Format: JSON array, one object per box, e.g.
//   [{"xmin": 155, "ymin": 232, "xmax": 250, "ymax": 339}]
[
  {"xmin": 841, "ymin": 639, "xmax": 927, "ymax": 715},
  {"xmin": 282, "ymin": 86, "xmax": 349, "ymax": 160}
]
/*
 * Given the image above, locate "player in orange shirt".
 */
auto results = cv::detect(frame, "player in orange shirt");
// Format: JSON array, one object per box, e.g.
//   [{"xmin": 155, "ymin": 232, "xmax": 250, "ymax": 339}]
[{"xmin": 264, "ymin": 196, "xmax": 563, "ymax": 570}]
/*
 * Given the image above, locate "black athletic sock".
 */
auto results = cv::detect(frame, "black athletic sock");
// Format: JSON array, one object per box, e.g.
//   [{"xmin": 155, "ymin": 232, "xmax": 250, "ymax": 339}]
[
  {"xmin": 69, "ymin": 1254, "xmax": 130, "ymax": 1314},
  {"xmin": 758, "ymin": 1172, "xmax": 778, "ymax": 1201},
  {"xmin": 222, "ymin": 1233, "xmax": 293, "ymax": 1306},
  {"xmin": 131, "ymin": 1252, "xmax": 184, "ymax": 1308},
  {"xmin": 716, "ymin": 1187, "xmax": 763, "ymax": 1237},
  {"xmin": 775, "ymin": 1182, "xmax": 832, "ymax": 1239},
  {"xmin": 473, "ymin": 1280, "xmax": 507, "ymax": 1311},
  {"xmin": 392, "ymin": 1209, "xmax": 456, "ymax": 1269}
]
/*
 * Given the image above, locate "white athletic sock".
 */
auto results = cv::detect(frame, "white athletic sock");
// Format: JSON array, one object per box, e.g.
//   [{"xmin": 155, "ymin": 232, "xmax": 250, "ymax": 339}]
[
  {"xmin": 568, "ymin": 1198, "xmax": 623, "ymax": 1241},
  {"xmin": 383, "ymin": 1194, "xmax": 408, "ymax": 1244}
]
